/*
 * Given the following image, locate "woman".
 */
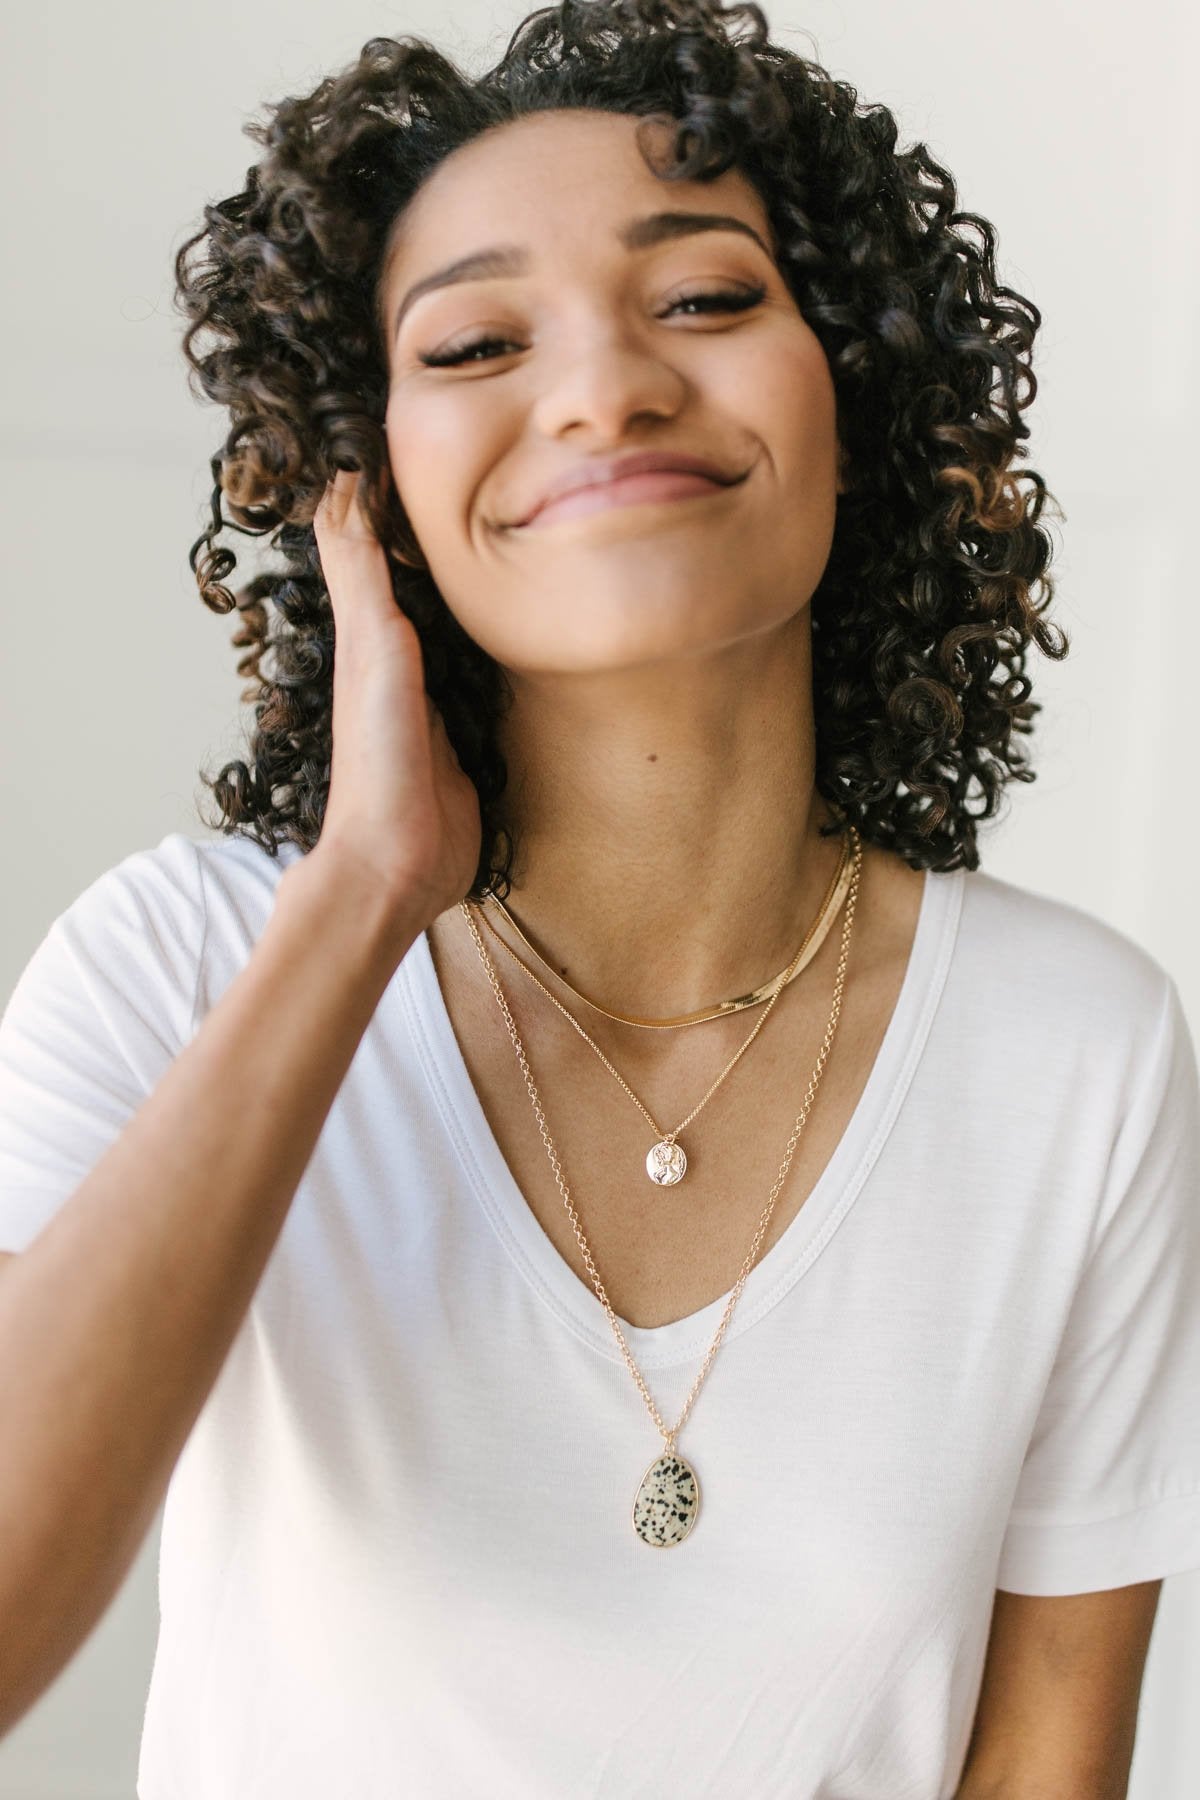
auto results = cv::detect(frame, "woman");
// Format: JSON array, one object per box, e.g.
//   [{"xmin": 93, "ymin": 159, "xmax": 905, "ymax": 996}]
[{"xmin": 0, "ymin": 3, "xmax": 1196, "ymax": 1795}]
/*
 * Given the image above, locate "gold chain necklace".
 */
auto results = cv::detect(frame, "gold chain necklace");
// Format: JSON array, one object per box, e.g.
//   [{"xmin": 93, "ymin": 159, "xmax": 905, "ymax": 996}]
[
  {"xmin": 457, "ymin": 823, "xmax": 862, "ymax": 1546},
  {"xmin": 472, "ymin": 825, "xmax": 856, "ymax": 1186},
  {"xmin": 474, "ymin": 842, "xmax": 849, "ymax": 1195},
  {"xmin": 483, "ymin": 826, "xmax": 854, "ymax": 1030}
]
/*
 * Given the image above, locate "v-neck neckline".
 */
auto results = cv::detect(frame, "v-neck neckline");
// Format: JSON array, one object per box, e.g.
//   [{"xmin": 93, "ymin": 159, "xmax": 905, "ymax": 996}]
[{"xmin": 397, "ymin": 863, "xmax": 964, "ymax": 1368}]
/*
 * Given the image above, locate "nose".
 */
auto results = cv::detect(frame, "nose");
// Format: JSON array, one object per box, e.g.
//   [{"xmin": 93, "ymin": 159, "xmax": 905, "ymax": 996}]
[{"xmin": 527, "ymin": 324, "xmax": 687, "ymax": 441}]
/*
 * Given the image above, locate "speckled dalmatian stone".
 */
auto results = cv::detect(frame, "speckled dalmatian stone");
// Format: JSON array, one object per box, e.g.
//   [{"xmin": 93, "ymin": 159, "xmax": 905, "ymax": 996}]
[{"xmin": 632, "ymin": 1452, "xmax": 700, "ymax": 1546}]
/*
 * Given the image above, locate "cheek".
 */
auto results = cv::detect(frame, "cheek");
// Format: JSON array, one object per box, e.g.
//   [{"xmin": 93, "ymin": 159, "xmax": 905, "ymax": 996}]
[
  {"xmin": 774, "ymin": 390, "xmax": 841, "ymax": 503},
  {"xmin": 385, "ymin": 423, "xmax": 451, "ymax": 542},
  {"xmin": 385, "ymin": 406, "xmax": 494, "ymax": 540},
  {"xmin": 384, "ymin": 417, "xmax": 414, "ymax": 500},
  {"xmin": 720, "ymin": 325, "xmax": 838, "ymax": 467}
]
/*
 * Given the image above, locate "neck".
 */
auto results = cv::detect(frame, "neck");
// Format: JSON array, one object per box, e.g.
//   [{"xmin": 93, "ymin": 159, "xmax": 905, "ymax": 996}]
[{"xmin": 491, "ymin": 610, "xmax": 845, "ymax": 1017}]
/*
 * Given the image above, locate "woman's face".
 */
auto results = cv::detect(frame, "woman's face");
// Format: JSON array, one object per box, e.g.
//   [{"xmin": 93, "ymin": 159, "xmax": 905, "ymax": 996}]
[{"xmin": 380, "ymin": 107, "xmax": 844, "ymax": 678}]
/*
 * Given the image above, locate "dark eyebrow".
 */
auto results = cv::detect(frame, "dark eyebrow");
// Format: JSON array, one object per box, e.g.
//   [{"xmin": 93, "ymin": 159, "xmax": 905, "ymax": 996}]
[{"xmin": 391, "ymin": 210, "xmax": 775, "ymax": 342}]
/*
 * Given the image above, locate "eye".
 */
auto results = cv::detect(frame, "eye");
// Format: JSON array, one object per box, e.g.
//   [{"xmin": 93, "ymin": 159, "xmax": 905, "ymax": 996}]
[{"xmin": 416, "ymin": 282, "xmax": 767, "ymax": 369}]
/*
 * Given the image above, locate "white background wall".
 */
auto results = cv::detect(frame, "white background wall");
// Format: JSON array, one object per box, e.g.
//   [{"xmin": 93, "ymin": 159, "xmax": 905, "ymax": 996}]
[{"xmin": 1, "ymin": 1, "xmax": 1197, "ymax": 1793}]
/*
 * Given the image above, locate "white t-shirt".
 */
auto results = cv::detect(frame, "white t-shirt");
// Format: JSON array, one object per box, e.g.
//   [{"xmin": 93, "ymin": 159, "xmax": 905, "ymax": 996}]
[{"xmin": 1, "ymin": 830, "xmax": 1199, "ymax": 1800}]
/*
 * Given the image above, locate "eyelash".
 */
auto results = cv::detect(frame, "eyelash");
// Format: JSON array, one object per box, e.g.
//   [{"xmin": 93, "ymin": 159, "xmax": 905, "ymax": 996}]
[{"xmin": 417, "ymin": 283, "xmax": 768, "ymax": 369}]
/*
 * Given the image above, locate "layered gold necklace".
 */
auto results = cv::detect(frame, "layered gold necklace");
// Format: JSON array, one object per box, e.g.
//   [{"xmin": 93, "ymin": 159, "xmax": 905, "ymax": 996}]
[
  {"xmin": 458, "ymin": 823, "xmax": 862, "ymax": 1545},
  {"xmin": 474, "ymin": 826, "xmax": 855, "ymax": 1186}
]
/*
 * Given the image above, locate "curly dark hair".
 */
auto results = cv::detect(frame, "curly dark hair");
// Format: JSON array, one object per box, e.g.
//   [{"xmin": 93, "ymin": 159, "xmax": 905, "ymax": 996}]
[{"xmin": 174, "ymin": 0, "xmax": 1067, "ymax": 896}]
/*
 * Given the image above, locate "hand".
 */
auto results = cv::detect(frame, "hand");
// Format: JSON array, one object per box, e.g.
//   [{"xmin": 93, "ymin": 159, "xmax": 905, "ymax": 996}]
[{"xmin": 302, "ymin": 466, "xmax": 482, "ymax": 936}]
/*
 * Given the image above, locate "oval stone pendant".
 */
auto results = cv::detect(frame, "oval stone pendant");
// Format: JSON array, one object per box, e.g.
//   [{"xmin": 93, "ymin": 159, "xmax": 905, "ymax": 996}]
[
  {"xmin": 632, "ymin": 1451, "xmax": 700, "ymax": 1547},
  {"xmin": 646, "ymin": 1138, "xmax": 687, "ymax": 1185}
]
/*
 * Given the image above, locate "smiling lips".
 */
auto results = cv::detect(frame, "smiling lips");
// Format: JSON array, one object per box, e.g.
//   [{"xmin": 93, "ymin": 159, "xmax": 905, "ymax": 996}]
[
  {"xmin": 509, "ymin": 448, "xmax": 749, "ymax": 530},
  {"xmin": 519, "ymin": 468, "xmax": 731, "ymax": 528}
]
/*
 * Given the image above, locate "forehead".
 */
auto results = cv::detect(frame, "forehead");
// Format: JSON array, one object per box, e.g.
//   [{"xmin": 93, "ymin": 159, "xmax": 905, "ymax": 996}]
[{"xmin": 382, "ymin": 108, "xmax": 772, "ymax": 285}]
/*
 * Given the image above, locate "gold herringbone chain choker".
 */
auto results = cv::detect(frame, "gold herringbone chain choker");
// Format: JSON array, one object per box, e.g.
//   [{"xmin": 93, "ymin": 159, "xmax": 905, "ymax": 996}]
[
  {"xmin": 483, "ymin": 826, "xmax": 854, "ymax": 1030},
  {"xmin": 457, "ymin": 823, "xmax": 862, "ymax": 1546}
]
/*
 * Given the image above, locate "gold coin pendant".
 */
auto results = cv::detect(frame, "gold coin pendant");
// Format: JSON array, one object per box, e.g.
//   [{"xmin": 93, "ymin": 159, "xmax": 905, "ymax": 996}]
[{"xmin": 646, "ymin": 1139, "xmax": 687, "ymax": 1185}]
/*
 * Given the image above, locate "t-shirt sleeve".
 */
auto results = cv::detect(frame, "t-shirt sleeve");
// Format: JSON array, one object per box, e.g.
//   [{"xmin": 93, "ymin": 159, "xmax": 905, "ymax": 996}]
[
  {"xmin": 996, "ymin": 968, "xmax": 1200, "ymax": 1594},
  {"xmin": 0, "ymin": 833, "xmax": 207, "ymax": 1254}
]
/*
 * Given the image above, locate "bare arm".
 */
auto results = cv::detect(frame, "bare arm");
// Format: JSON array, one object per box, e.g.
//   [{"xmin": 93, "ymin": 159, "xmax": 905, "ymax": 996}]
[
  {"xmin": 954, "ymin": 1582, "xmax": 1162, "ymax": 1799},
  {"xmin": 0, "ymin": 465, "xmax": 482, "ymax": 1737},
  {"xmin": 0, "ymin": 860, "xmax": 421, "ymax": 1736}
]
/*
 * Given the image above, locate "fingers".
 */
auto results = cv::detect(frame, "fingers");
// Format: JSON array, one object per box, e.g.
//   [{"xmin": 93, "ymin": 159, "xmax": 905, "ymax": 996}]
[
  {"xmin": 313, "ymin": 468, "xmax": 399, "ymax": 629},
  {"xmin": 314, "ymin": 467, "xmax": 374, "ymax": 538},
  {"xmin": 313, "ymin": 468, "xmax": 424, "ymax": 658}
]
